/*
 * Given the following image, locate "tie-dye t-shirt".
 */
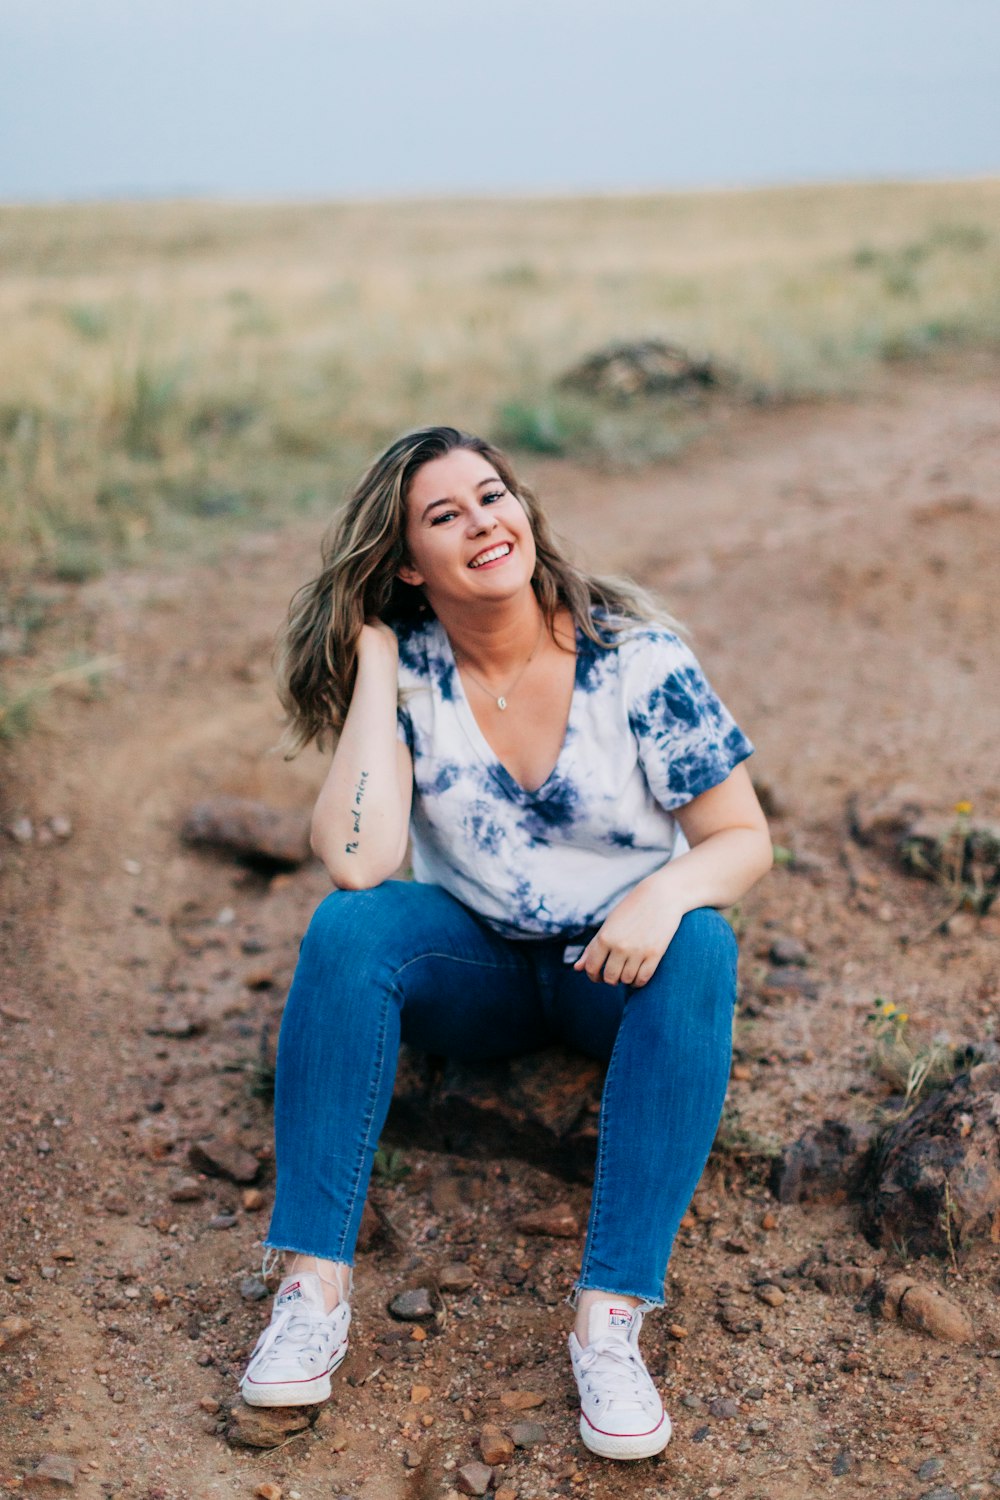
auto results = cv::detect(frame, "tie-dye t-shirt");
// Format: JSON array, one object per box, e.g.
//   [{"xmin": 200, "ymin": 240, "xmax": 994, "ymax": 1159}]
[{"xmin": 394, "ymin": 612, "xmax": 753, "ymax": 939}]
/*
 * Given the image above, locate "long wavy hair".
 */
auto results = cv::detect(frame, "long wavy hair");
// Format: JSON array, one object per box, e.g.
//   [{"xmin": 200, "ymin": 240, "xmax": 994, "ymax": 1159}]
[{"xmin": 277, "ymin": 425, "xmax": 675, "ymax": 754}]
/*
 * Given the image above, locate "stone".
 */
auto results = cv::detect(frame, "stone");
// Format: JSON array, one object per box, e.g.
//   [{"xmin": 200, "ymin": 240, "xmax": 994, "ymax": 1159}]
[
  {"xmin": 255, "ymin": 1486, "xmax": 283, "ymax": 1500},
  {"xmin": 242, "ymin": 1187, "xmax": 265, "ymax": 1211},
  {"xmin": 755, "ymin": 1284, "xmax": 786, "ymax": 1307},
  {"xmin": 879, "ymin": 1276, "xmax": 974, "ymax": 1343},
  {"xmin": 188, "ymin": 1138, "xmax": 260, "ymax": 1184},
  {"xmin": 25, "ymin": 1454, "xmax": 76, "ymax": 1488},
  {"xmin": 495, "ymin": 1489, "xmax": 518, "ymax": 1500},
  {"xmin": 208, "ymin": 1213, "xmax": 238, "ymax": 1230},
  {"xmin": 500, "ymin": 1390, "xmax": 547, "ymax": 1410},
  {"xmin": 680, "ymin": 1394, "xmax": 704, "ymax": 1411},
  {"xmin": 771, "ymin": 1118, "xmax": 875, "ymax": 1204},
  {"xmin": 769, "ymin": 936, "xmax": 808, "ymax": 966},
  {"xmin": 831, "ymin": 1450, "xmax": 853, "ymax": 1476},
  {"xmin": 708, "ymin": 1397, "xmax": 739, "ymax": 1419},
  {"xmin": 508, "ymin": 1420, "xmax": 546, "ymax": 1447},
  {"xmin": 514, "ymin": 1203, "xmax": 579, "ymax": 1238},
  {"xmin": 181, "ymin": 796, "xmax": 312, "ymax": 869},
  {"xmin": 849, "ymin": 784, "xmax": 927, "ymax": 846},
  {"xmin": 169, "ymin": 1176, "xmax": 204, "ymax": 1203},
  {"xmin": 410, "ymin": 1383, "xmax": 431, "ymax": 1404},
  {"xmin": 388, "ymin": 1288, "xmax": 436, "ymax": 1321},
  {"xmin": 240, "ymin": 1276, "xmax": 269, "ymax": 1301},
  {"xmin": 226, "ymin": 1404, "xmax": 314, "ymax": 1448},
  {"xmin": 900, "ymin": 814, "xmax": 1000, "ymax": 900},
  {"xmin": 814, "ymin": 1265, "xmax": 878, "ymax": 1298},
  {"xmin": 7, "ymin": 816, "xmax": 33, "ymax": 845},
  {"xmin": 560, "ymin": 339, "xmax": 723, "ymax": 399},
  {"xmin": 863, "ymin": 1062, "xmax": 1000, "ymax": 1256},
  {"xmin": 917, "ymin": 1458, "xmax": 945, "ymax": 1481},
  {"xmin": 0, "ymin": 1314, "xmax": 33, "ymax": 1350},
  {"xmin": 48, "ymin": 814, "xmax": 73, "ymax": 840},
  {"xmin": 455, "ymin": 1462, "xmax": 493, "ymax": 1496},
  {"xmin": 438, "ymin": 1262, "xmax": 475, "ymax": 1293},
  {"xmin": 759, "ymin": 969, "xmax": 820, "ymax": 1001},
  {"xmin": 918, "ymin": 1490, "xmax": 960, "ymax": 1500},
  {"xmin": 747, "ymin": 1419, "xmax": 770, "ymax": 1435},
  {"xmin": 479, "ymin": 1425, "xmax": 514, "ymax": 1464}
]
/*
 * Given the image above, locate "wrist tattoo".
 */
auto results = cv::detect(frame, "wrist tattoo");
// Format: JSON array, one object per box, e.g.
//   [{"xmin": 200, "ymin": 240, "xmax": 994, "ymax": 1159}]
[{"xmin": 344, "ymin": 769, "xmax": 369, "ymax": 854}]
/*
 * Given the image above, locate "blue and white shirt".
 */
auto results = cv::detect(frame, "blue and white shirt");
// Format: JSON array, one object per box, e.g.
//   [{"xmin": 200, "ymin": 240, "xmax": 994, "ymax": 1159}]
[{"xmin": 394, "ymin": 612, "xmax": 753, "ymax": 939}]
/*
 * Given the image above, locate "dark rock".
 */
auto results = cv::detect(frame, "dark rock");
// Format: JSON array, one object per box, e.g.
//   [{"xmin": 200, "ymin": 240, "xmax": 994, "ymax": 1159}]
[
  {"xmin": 769, "ymin": 936, "xmax": 808, "ymax": 967},
  {"xmin": 759, "ymin": 969, "xmax": 820, "ymax": 1001},
  {"xmin": 508, "ymin": 1420, "xmax": 546, "ymax": 1448},
  {"xmin": 900, "ymin": 815, "xmax": 1000, "ymax": 905},
  {"xmin": 772, "ymin": 1118, "xmax": 875, "ymax": 1205},
  {"xmin": 560, "ymin": 339, "xmax": 724, "ymax": 399},
  {"xmin": 863, "ymin": 1061, "xmax": 1000, "ymax": 1255},
  {"xmin": 24, "ymin": 1454, "xmax": 76, "ymax": 1488},
  {"xmin": 918, "ymin": 1489, "xmax": 959, "ymax": 1500},
  {"xmin": 455, "ymin": 1461, "xmax": 493, "ymax": 1496},
  {"xmin": 849, "ymin": 784, "xmax": 927, "ymax": 847},
  {"xmin": 181, "ymin": 796, "xmax": 312, "ymax": 870},
  {"xmin": 831, "ymin": 1450, "xmax": 852, "ymax": 1476},
  {"xmin": 188, "ymin": 1138, "xmax": 260, "ymax": 1185},
  {"xmin": 388, "ymin": 1287, "xmax": 436, "ymax": 1321},
  {"xmin": 917, "ymin": 1458, "xmax": 945, "ymax": 1481},
  {"xmin": 814, "ymin": 1265, "xmax": 878, "ymax": 1298},
  {"xmin": 240, "ymin": 1276, "xmax": 269, "ymax": 1302},
  {"xmin": 707, "ymin": 1397, "xmax": 739, "ymax": 1419},
  {"xmin": 384, "ymin": 1045, "xmax": 603, "ymax": 1181}
]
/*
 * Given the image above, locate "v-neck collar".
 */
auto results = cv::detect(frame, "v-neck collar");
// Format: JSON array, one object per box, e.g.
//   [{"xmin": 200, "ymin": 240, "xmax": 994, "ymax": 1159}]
[{"xmin": 434, "ymin": 617, "xmax": 581, "ymax": 801}]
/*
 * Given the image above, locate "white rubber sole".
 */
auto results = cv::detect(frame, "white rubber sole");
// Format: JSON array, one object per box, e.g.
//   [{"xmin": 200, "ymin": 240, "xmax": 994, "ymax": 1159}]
[
  {"xmin": 240, "ymin": 1342, "xmax": 347, "ymax": 1408},
  {"xmin": 579, "ymin": 1409, "xmax": 672, "ymax": 1460}
]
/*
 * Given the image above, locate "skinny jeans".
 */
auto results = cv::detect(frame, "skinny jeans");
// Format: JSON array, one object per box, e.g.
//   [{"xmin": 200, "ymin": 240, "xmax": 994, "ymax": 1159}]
[{"xmin": 266, "ymin": 880, "xmax": 737, "ymax": 1306}]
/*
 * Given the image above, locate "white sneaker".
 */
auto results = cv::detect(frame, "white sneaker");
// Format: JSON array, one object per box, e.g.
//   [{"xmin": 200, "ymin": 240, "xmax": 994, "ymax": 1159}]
[
  {"xmin": 240, "ymin": 1272, "xmax": 350, "ymax": 1407},
  {"xmin": 568, "ymin": 1299, "xmax": 671, "ymax": 1460}
]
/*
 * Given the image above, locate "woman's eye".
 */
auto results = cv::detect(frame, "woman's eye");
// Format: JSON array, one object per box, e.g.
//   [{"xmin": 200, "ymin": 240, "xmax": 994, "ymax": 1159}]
[
  {"xmin": 429, "ymin": 510, "xmax": 458, "ymax": 526},
  {"xmin": 482, "ymin": 490, "xmax": 506, "ymax": 504}
]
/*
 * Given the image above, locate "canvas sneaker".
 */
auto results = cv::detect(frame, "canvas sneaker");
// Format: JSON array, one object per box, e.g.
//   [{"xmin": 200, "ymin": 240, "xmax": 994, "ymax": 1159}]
[
  {"xmin": 568, "ymin": 1299, "xmax": 671, "ymax": 1460},
  {"xmin": 240, "ymin": 1272, "xmax": 350, "ymax": 1407}
]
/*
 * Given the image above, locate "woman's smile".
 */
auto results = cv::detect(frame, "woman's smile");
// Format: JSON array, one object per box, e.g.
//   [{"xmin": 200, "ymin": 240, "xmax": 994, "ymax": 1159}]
[{"xmin": 468, "ymin": 541, "xmax": 512, "ymax": 569}]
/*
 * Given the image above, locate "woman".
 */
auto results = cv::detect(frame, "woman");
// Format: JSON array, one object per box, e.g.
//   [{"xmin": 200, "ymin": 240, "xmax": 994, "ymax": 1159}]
[{"xmin": 240, "ymin": 426, "xmax": 772, "ymax": 1462}]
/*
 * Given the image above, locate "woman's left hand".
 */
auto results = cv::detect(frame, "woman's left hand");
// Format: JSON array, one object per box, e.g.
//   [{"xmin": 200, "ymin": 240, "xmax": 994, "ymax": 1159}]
[{"xmin": 573, "ymin": 877, "xmax": 686, "ymax": 988}]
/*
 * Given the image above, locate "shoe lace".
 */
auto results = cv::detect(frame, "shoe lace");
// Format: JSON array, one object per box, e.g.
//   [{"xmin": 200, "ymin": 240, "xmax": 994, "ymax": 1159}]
[
  {"xmin": 578, "ymin": 1336, "xmax": 651, "ymax": 1410},
  {"xmin": 271, "ymin": 1306, "xmax": 332, "ymax": 1358}
]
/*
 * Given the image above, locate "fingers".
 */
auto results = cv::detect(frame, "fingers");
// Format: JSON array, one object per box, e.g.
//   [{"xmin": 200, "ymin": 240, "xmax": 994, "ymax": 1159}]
[{"xmin": 575, "ymin": 938, "xmax": 662, "ymax": 987}]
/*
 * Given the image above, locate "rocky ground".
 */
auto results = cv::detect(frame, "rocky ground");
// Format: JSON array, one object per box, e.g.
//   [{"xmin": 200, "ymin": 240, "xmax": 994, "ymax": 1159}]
[{"xmin": 2, "ymin": 355, "xmax": 999, "ymax": 1500}]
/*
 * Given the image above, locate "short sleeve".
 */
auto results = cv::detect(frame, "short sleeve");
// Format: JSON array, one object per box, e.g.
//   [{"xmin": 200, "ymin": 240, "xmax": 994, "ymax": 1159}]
[{"xmin": 626, "ymin": 631, "xmax": 754, "ymax": 811}]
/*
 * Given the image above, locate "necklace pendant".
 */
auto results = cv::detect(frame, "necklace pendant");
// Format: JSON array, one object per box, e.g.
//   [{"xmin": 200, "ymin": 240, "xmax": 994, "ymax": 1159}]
[{"xmin": 496, "ymin": 696, "xmax": 507, "ymax": 711}]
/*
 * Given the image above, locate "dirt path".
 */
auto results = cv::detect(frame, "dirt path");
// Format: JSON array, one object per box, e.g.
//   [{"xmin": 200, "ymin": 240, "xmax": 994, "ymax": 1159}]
[{"xmin": 2, "ymin": 358, "xmax": 999, "ymax": 1500}]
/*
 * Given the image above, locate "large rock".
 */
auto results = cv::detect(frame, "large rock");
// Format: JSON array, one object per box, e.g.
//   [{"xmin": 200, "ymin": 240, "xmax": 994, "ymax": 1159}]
[
  {"xmin": 559, "ymin": 339, "xmax": 724, "ymax": 400},
  {"xmin": 384, "ymin": 1046, "xmax": 602, "ymax": 1180},
  {"xmin": 181, "ymin": 797, "xmax": 312, "ymax": 869},
  {"xmin": 863, "ymin": 1061, "xmax": 1000, "ymax": 1256},
  {"xmin": 878, "ymin": 1275, "xmax": 974, "ymax": 1343},
  {"xmin": 771, "ymin": 1118, "xmax": 876, "ymax": 1205}
]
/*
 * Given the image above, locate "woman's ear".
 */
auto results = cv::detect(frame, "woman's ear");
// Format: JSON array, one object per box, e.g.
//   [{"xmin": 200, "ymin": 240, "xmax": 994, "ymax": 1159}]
[{"xmin": 397, "ymin": 562, "xmax": 425, "ymax": 587}]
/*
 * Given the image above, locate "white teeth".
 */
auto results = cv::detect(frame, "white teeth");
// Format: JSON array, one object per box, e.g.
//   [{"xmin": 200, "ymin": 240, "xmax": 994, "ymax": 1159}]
[{"xmin": 469, "ymin": 543, "xmax": 511, "ymax": 568}]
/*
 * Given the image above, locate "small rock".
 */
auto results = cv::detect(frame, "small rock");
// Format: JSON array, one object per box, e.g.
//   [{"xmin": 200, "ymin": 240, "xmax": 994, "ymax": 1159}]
[
  {"xmin": 814, "ymin": 1265, "xmax": 878, "ymax": 1298},
  {"xmin": 388, "ymin": 1287, "xmax": 435, "ymax": 1321},
  {"xmin": 748, "ymin": 1419, "xmax": 770, "ymax": 1435},
  {"xmin": 7, "ymin": 816, "xmax": 33, "ymax": 845},
  {"xmin": 759, "ymin": 968, "xmax": 820, "ymax": 1001},
  {"xmin": 500, "ymin": 1390, "xmax": 547, "ymax": 1410},
  {"xmin": 48, "ymin": 815, "xmax": 73, "ymax": 840},
  {"xmin": 708, "ymin": 1397, "xmax": 739, "ymax": 1419},
  {"xmin": 198, "ymin": 1396, "xmax": 221, "ymax": 1413},
  {"xmin": 514, "ymin": 1203, "xmax": 579, "ymax": 1238},
  {"xmin": 723, "ymin": 1237, "xmax": 750, "ymax": 1254},
  {"xmin": 410, "ymin": 1383, "xmax": 431, "ymax": 1404},
  {"xmin": 692, "ymin": 1424, "xmax": 710, "ymax": 1442},
  {"xmin": 478, "ymin": 1424, "xmax": 514, "ymax": 1464},
  {"xmin": 169, "ymin": 1176, "xmax": 204, "ymax": 1203},
  {"xmin": 24, "ymin": 1454, "xmax": 76, "ymax": 1488},
  {"xmin": 122, "ymin": 857, "xmax": 142, "ymax": 875},
  {"xmin": 495, "ymin": 1489, "xmax": 517, "ymax": 1500},
  {"xmin": 227, "ymin": 1404, "xmax": 314, "ymax": 1448},
  {"xmin": 760, "ymin": 1210, "xmax": 777, "ymax": 1230},
  {"xmin": 917, "ymin": 1458, "xmax": 945, "ymax": 1481},
  {"xmin": 438, "ymin": 1262, "xmax": 475, "ymax": 1293},
  {"xmin": 242, "ymin": 1187, "xmax": 265, "ymax": 1212},
  {"xmin": 403, "ymin": 1449, "xmax": 421, "ymax": 1469},
  {"xmin": 0, "ymin": 1315, "xmax": 34, "ymax": 1350},
  {"xmin": 831, "ymin": 1449, "xmax": 852, "ymax": 1476},
  {"xmin": 241, "ymin": 1276, "xmax": 269, "ymax": 1302},
  {"xmin": 255, "ymin": 1485, "xmax": 283, "ymax": 1500},
  {"xmin": 455, "ymin": 1462, "xmax": 493, "ymax": 1497},
  {"xmin": 188, "ymin": 1138, "xmax": 260, "ymax": 1184},
  {"xmin": 208, "ymin": 1213, "xmax": 238, "ymax": 1231},
  {"xmin": 102, "ymin": 1190, "xmax": 130, "ymax": 1216},
  {"xmin": 769, "ymin": 936, "xmax": 808, "ymax": 966},
  {"xmin": 755, "ymin": 1284, "xmax": 785, "ymax": 1307},
  {"xmin": 508, "ymin": 1419, "xmax": 546, "ymax": 1447},
  {"xmin": 731, "ymin": 1062, "xmax": 752, "ymax": 1082},
  {"xmin": 918, "ymin": 1489, "xmax": 960, "ymax": 1500},
  {"xmin": 680, "ymin": 1394, "xmax": 704, "ymax": 1411},
  {"xmin": 668, "ymin": 1323, "xmax": 689, "ymax": 1339},
  {"xmin": 880, "ymin": 1276, "xmax": 974, "ymax": 1344}
]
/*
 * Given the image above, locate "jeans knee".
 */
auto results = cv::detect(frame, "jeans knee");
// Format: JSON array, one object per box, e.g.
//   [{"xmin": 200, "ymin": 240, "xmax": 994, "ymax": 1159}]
[
  {"xmin": 673, "ymin": 907, "xmax": 738, "ymax": 974},
  {"xmin": 300, "ymin": 883, "xmax": 414, "ymax": 966}
]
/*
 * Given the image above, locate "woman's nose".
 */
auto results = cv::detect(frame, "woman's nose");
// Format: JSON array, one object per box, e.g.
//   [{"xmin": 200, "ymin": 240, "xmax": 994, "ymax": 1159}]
[{"xmin": 468, "ymin": 505, "xmax": 497, "ymax": 534}]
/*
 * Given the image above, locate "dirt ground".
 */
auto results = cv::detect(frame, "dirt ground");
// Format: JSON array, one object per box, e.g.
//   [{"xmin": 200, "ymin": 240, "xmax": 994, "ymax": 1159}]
[{"xmin": 2, "ymin": 356, "xmax": 999, "ymax": 1500}]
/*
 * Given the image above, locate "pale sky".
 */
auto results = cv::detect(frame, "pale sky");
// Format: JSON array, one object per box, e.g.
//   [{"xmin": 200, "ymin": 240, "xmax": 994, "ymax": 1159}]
[{"xmin": 2, "ymin": 0, "xmax": 998, "ymax": 199}]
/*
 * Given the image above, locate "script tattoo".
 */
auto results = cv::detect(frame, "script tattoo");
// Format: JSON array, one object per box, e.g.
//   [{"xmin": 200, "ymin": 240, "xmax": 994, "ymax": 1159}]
[{"xmin": 344, "ymin": 769, "xmax": 369, "ymax": 854}]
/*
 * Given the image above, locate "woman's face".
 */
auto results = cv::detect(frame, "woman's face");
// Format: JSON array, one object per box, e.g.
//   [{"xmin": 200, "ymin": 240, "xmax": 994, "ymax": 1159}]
[{"xmin": 399, "ymin": 447, "xmax": 536, "ymax": 611}]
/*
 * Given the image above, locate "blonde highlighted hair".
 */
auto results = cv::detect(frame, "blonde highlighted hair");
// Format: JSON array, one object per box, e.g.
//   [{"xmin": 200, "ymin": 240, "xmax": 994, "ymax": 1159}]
[{"xmin": 277, "ymin": 425, "xmax": 675, "ymax": 755}]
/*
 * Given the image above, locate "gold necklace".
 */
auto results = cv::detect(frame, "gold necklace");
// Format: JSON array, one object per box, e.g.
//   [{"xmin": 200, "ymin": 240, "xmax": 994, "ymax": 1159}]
[{"xmin": 454, "ymin": 617, "xmax": 546, "ymax": 711}]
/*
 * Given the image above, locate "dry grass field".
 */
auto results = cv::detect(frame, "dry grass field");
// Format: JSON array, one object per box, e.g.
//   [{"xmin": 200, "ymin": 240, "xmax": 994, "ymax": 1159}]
[{"xmin": 2, "ymin": 180, "xmax": 998, "ymax": 595}]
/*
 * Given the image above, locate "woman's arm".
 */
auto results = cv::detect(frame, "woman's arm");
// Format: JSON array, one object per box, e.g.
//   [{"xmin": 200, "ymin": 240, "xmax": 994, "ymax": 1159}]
[
  {"xmin": 575, "ymin": 763, "xmax": 772, "ymax": 986},
  {"xmin": 310, "ymin": 622, "xmax": 414, "ymax": 889}
]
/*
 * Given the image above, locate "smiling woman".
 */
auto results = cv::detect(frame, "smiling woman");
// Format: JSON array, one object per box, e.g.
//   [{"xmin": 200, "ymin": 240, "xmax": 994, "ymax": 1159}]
[{"xmin": 244, "ymin": 425, "xmax": 772, "ymax": 1461}]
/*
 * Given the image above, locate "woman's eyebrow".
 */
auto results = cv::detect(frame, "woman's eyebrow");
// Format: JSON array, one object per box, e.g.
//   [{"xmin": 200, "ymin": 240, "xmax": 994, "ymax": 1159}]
[{"xmin": 420, "ymin": 476, "xmax": 502, "ymax": 521}]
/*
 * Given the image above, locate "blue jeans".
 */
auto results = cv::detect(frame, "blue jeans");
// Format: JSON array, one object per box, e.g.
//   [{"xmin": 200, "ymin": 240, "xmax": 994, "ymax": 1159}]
[{"xmin": 266, "ymin": 881, "xmax": 737, "ymax": 1306}]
